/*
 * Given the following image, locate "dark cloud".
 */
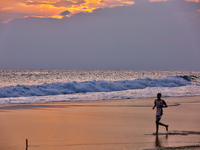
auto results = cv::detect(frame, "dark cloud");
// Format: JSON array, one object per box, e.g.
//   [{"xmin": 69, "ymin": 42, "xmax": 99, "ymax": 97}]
[
  {"xmin": 26, "ymin": 1, "xmax": 51, "ymax": 5},
  {"xmin": 60, "ymin": 10, "xmax": 71, "ymax": 16},
  {"xmin": 25, "ymin": 0, "xmax": 85, "ymax": 7},
  {"xmin": 53, "ymin": 0, "xmax": 85, "ymax": 7}
]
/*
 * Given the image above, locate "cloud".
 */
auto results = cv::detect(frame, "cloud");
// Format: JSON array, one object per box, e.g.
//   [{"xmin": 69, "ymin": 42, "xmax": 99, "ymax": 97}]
[
  {"xmin": 1, "ymin": 7, "xmax": 14, "ymax": 10},
  {"xmin": 26, "ymin": 1, "xmax": 52, "ymax": 5},
  {"xmin": 60, "ymin": 10, "xmax": 71, "ymax": 16},
  {"xmin": 53, "ymin": 0, "xmax": 85, "ymax": 7},
  {"xmin": 0, "ymin": 0, "xmax": 135, "ymax": 23},
  {"xmin": 0, "ymin": 0, "xmax": 200, "ymax": 70},
  {"xmin": 185, "ymin": 0, "xmax": 199, "ymax": 2}
]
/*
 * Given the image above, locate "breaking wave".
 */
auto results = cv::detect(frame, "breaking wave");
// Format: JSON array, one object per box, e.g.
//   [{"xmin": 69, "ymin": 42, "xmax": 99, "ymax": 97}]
[{"xmin": 0, "ymin": 76, "xmax": 191, "ymax": 98}]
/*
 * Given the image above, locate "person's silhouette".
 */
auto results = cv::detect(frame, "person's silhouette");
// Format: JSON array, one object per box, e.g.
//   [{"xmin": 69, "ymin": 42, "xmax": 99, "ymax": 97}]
[{"xmin": 152, "ymin": 93, "xmax": 169, "ymax": 134}]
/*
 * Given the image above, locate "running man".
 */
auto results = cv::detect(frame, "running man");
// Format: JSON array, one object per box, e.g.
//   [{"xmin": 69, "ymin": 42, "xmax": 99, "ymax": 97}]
[{"xmin": 152, "ymin": 93, "xmax": 169, "ymax": 134}]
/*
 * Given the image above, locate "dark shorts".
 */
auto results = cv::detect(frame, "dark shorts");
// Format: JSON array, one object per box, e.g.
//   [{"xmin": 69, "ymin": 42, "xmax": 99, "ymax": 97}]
[{"xmin": 156, "ymin": 115, "xmax": 162, "ymax": 122}]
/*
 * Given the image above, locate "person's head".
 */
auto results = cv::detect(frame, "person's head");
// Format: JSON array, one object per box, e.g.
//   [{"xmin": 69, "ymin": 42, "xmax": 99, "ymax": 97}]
[{"xmin": 157, "ymin": 93, "xmax": 162, "ymax": 99}]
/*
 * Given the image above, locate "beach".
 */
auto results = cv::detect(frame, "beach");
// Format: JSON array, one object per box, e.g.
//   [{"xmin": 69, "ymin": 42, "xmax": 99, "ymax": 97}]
[{"xmin": 0, "ymin": 96, "xmax": 200, "ymax": 150}]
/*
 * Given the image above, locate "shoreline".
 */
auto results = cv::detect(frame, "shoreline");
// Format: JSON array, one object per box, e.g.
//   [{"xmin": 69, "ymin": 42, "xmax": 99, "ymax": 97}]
[
  {"xmin": 0, "ymin": 96, "xmax": 200, "ymax": 150},
  {"xmin": 0, "ymin": 95, "xmax": 200, "ymax": 110}
]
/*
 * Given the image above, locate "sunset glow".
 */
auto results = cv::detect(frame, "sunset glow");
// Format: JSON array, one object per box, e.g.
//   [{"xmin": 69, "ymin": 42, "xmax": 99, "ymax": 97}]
[
  {"xmin": 150, "ymin": 0, "xmax": 199, "ymax": 2},
  {"xmin": 0, "ymin": 0, "xmax": 200, "ymax": 71},
  {"xmin": 0, "ymin": 0, "xmax": 134, "ymax": 23},
  {"xmin": 1, "ymin": 0, "xmax": 199, "ymax": 23},
  {"xmin": 185, "ymin": 0, "xmax": 199, "ymax": 2}
]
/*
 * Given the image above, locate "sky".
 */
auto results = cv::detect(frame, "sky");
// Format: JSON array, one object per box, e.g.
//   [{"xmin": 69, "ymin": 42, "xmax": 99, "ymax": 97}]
[{"xmin": 0, "ymin": 0, "xmax": 200, "ymax": 71}]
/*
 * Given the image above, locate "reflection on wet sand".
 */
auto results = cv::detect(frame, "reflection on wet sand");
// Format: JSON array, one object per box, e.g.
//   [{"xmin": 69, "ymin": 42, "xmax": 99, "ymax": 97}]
[
  {"xmin": 0, "ymin": 97, "xmax": 200, "ymax": 150},
  {"xmin": 155, "ymin": 135, "xmax": 161, "ymax": 147},
  {"xmin": 155, "ymin": 134, "xmax": 168, "ymax": 148}
]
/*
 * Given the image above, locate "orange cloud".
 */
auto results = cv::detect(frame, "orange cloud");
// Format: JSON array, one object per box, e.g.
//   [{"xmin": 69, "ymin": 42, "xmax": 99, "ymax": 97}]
[
  {"xmin": 1, "ymin": 7, "xmax": 14, "ymax": 10},
  {"xmin": 150, "ymin": 0, "xmax": 168, "ymax": 2},
  {"xmin": 185, "ymin": 0, "xmax": 199, "ymax": 2},
  {"xmin": 0, "ymin": 0, "xmax": 134, "ymax": 23},
  {"xmin": 150, "ymin": 0, "xmax": 199, "ymax": 2}
]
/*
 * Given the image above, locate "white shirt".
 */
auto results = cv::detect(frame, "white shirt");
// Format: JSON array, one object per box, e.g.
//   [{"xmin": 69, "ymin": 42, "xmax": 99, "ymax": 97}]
[{"xmin": 155, "ymin": 99, "xmax": 166, "ymax": 116}]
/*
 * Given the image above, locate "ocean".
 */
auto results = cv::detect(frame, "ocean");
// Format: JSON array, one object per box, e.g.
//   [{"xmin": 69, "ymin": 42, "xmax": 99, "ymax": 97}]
[{"xmin": 0, "ymin": 70, "xmax": 200, "ymax": 105}]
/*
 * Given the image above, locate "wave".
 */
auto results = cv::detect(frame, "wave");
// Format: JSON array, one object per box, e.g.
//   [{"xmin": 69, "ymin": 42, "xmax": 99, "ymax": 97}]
[{"xmin": 0, "ymin": 76, "xmax": 191, "ymax": 98}]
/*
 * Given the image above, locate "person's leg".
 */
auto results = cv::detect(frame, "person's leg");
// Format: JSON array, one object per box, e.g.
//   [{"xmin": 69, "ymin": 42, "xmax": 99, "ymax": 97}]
[
  {"xmin": 156, "ymin": 116, "xmax": 169, "ymax": 133},
  {"xmin": 155, "ymin": 116, "xmax": 161, "ymax": 133},
  {"xmin": 156, "ymin": 122, "xmax": 159, "ymax": 133},
  {"xmin": 158, "ymin": 122, "xmax": 168, "ymax": 131}
]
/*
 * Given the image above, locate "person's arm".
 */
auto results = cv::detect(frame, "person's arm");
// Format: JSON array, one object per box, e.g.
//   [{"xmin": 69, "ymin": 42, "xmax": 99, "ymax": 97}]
[
  {"xmin": 162, "ymin": 100, "xmax": 168, "ymax": 108},
  {"xmin": 152, "ymin": 100, "xmax": 156, "ymax": 110}
]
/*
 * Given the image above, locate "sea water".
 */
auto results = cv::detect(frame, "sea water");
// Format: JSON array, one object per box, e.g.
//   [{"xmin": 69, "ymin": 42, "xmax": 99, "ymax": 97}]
[{"xmin": 0, "ymin": 70, "xmax": 200, "ymax": 105}]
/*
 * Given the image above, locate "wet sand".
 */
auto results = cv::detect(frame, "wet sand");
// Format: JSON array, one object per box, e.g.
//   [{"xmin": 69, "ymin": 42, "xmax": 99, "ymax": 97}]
[{"xmin": 0, "ymin": 96, "xmax": 200, "ymax": 150}]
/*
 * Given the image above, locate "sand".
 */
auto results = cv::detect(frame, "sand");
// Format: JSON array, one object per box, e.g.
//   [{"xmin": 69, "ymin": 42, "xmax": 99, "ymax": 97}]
[{"xmin": 0, "ymin": 96, "xmax": 200, "ymax": 150}]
